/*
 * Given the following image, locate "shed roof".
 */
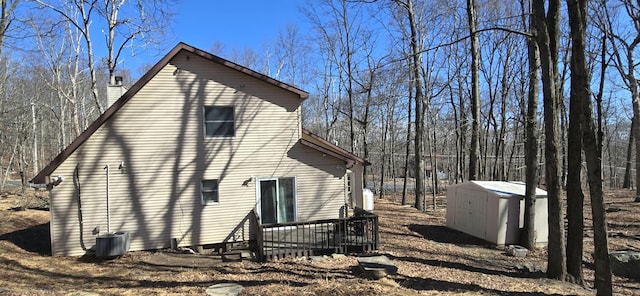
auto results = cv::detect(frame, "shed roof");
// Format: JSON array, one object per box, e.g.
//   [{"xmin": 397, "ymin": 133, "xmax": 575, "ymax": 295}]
[
  {"xmin": 31, "ymin": 42, "xmax": 311, "ymax": 184},
  {"xmin": 468, "ymin": 181, "xmax": 547, "ymax": 197}
]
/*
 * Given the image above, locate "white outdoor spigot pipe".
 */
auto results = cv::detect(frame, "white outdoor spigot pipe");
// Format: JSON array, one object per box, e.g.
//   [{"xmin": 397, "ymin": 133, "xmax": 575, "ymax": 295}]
[{"xmin": 104, "ymin": 164, "xmax": 110, "ymax": 233}]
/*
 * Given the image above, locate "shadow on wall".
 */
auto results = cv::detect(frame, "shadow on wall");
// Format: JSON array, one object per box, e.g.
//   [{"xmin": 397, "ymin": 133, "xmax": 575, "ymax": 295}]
[
  {"xmin": 0, "ymin": 222, "xmax": 51, "ymax": 255},
  {"xmin": 286, "ymin": 142, "xmax": 344, "ymax": 178},
  {"xmin": 61, "ymin": 51, "xmax": 303, "ymax": 255},
  {"xmin": 222, "ymin": 211, "xmax": 256, "ymax": 244}
]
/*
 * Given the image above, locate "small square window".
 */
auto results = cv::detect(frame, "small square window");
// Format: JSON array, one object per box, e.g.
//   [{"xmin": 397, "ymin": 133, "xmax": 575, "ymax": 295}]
[
  {"xmin": 201, "ymin": 179, "xmax": 219, "ymax": 205},
  {"xmin": 204, "ymin": 106, "xmax": 234, "ymax": 137}
]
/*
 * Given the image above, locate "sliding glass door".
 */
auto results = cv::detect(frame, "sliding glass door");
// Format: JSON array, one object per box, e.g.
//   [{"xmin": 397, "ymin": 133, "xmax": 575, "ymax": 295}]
[{"xmin": 258, "ymin": 177, "xmax": 296, "ymax": 224}]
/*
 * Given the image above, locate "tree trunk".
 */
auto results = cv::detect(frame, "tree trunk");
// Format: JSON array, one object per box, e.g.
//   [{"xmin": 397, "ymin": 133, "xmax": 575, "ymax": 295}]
[
  {"xmin": 565, "ymin": 32, "xmax": 585, "ymax": 286},
  {"xmin": 402, "ymin": 0, "xmax": 426, "ymax": 211},
  {"xmin": 431, "ymin": 123, "xmax": 438, "ymax": 209},
  {"xmin": 458, "ymin": 75, "xmax": 467, "ymax": 183},
  {"xmin": 623, "ymin": 116, "xmax": 634, "ymax": 189},
  {"xmin": 565, "ymin": 1, "xmax": 590, "ymax": 283},
  {"xmin": 338, "ymin": 2, "xmax": 356, "ymax": 154},
  {"xmin": 467, "ymin": 0, "xmax": 480, "ymax": 181},
  {"xmin": 402, "ymin": 75, "xmax": 414, "ymax": 206},
  {"xmin": 532, "ymin": 0, "xmax": 567, "ymax": 280},
  {"xmin": 496, "ymin": 48, "xmax": 511, "ymax": 181},
  {"xmin": 521, "ymin": 0, "xmax": 540, "ymax": 250},
  {"xmin": 630, "ymin": 75, "xmax": 640, "ymax": 201},
  {"xmin": 379, "ymin": 111, "xmax": 388, "ymax": 199},
  {"xmin": 567, "ymin": 0, "xmax": 613, "ymax": 293},
  {"xmin": 80, "ymin": 3, "xmax": 104, "ymax": 114}
]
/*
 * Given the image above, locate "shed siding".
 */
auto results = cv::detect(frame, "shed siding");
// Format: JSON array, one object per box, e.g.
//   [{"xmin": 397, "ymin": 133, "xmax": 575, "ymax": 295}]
[
  {"xmin": 445, "ymin": 181, "xmax": 548, "ymax": 245},
  {"xmin": 48, "ymin": 51, "xmax": 347, "ymax": 256}
]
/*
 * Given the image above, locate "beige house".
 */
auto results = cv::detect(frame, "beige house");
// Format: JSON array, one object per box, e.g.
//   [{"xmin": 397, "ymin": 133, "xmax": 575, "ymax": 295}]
[{"xmin": 32, "ymin": 43, "xmax": 368, "ymax": 257}]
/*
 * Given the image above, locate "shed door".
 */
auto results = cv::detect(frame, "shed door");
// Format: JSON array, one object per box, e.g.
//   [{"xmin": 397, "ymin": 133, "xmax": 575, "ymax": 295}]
[
  {"xmin": 455, "ymin": 188, "xmax": 486, "ymax": 239},
  {"xmin": 468, "ymin": 190, "xmax": 487, "ymax": 239}
]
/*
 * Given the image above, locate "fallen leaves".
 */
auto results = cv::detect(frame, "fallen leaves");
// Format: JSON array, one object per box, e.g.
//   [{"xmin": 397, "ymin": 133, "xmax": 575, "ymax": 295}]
[{"xmin": 0, "ymin": 187, "xmax": 638, "ymax": 295}]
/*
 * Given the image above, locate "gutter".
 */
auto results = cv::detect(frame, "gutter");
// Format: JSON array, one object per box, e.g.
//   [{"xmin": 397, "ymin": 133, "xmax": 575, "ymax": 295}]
[{"xmin": 29, "ymin": 175, "xmax": 64, "ymax": 190}]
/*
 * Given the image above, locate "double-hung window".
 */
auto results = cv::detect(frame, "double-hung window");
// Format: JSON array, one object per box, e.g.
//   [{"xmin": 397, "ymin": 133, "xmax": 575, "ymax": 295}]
[
  {"xmin": 204, "ymin": 106, "xmax": 235, "ymax": 137},
  {"xmin": 201, "ymin": 179, "xmax": 219, "ymax": 205}
]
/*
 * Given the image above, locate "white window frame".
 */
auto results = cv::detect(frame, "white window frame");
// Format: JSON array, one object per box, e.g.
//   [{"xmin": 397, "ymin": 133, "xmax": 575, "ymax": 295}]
[
  {"xmin": 204, "ymin": 106, "xmax": 235, "ymax": 138},
  {"xmin": 201, "ymin": 179, "xmax": 219, "ymax": 205},
  {"xmin": 255, "ymin": 177, "xmax": 297, "ymax": 224}
]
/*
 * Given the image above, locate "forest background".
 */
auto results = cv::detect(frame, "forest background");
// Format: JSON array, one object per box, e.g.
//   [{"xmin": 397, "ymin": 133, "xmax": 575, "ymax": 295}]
[
  {"xmin": 0, "ymin": 0, "xmax": 636, "ymax": 293},
  {"xmin": 0, "ymin": 0, "xmax": 635, "ymax": 199}
]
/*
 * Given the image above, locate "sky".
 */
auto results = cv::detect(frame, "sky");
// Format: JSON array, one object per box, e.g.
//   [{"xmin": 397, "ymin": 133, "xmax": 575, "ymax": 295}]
[
  {"xmin": 174, "ymin": 0, "xmax": 306, "ymax": 50},
  {"xmin": 125, "ymin": 0, "xmax": 309, "ymax": 76}
]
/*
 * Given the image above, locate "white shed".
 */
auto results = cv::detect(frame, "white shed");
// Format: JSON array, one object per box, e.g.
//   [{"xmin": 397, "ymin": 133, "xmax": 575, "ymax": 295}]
[{"xmin": 446, "ymin": 181, "xmax": 548, "ymax": 245}]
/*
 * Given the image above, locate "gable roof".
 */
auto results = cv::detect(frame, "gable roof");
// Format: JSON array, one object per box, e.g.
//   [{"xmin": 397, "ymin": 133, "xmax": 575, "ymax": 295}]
[
  {"xmin": 32, "ymin": 42, "xmax": 309, "ymax": 184},
  {"xmin": 300, "ymin": 129, "xmax": 370, "ymax": 167}
]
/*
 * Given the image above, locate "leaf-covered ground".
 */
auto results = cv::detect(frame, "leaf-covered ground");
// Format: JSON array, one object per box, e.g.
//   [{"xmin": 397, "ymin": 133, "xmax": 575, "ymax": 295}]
[{"xmin": 0, "ymin": 185, "xmax": 638, "ymax": 295}]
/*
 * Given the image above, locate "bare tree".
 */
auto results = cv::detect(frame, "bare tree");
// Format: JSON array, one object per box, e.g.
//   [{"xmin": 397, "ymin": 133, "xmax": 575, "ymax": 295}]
[
  {"xmin": 520, "ymin": 0, "xmax": 540, "ymax": 251},
  {"xmin": 0, "ymin": 0, "xmax": 19, "ymax": 188},
  {"xmin": 0, "ymin": 0, "xmax": 19, "ymax": 58},
  {"xmin": 34, "ymin": 0, "xmax": 174, "ymax": 113},
  {"xmin": 467, "ymin": 0, "xmax": 480, "ymax": 181},
  {"xmin": 34, "ymin": 0, "xmax": 103, "ymax": 113},
  {"xmin": 393, "ymin": 0, "xmax": 427, "ymax": 211},
  {"xmin": 567, "ymin": 0, "xmax": 613, "ymax": 292},
  {"xmin": 102, "ymin": 0, "xmax": 174, "ymax": 84},
  {"xmin": 565, "ymin": 6, "xmax": 586, "ymax": 285},
  {"xmin": 402, "ymin": 56, "xmax": 414, "ymax": 205},
  {"xmin": 623, "ymin": 117, "xmax": 634, "ymax": 188},
  {"xmin": 596, "ymin": 0, "xmax": 640, "ymax": 201},
  {"xmin": 532, "ymin": 0, "xmax": 567, "ymax": 280}
]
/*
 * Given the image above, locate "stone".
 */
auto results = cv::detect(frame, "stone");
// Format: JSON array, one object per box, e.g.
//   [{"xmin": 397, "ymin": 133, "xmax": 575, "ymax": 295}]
[
  {"xmin": 515, "ymin": 263, "xmax": 540, "ymax": 273},
  {"xmin": 331, "ymin": 253, "xmax": 346, "ymax": 259},
  {"xmin": 357, "ymin": 255, "xmax": 398, "ymax": 279},
  {"xmin": 222, "ymin": 251, "xmax": 241, "ymax": 262},
  {"xmin": 221, "ymin": 250, "xmax": 253, "ymax": 262},
  {"xmin": 609, "ymin": 251, "xmax": 640, "ymax": 280},
  {"xmin": 507, "ymin": 245, "xmax": 527, "ymax": 257},
  {"xmin": 205, "ymin": 283, "xmax": 243, "ymax": 296},
  {"xmin": 309, "ymin": 256, "xmax": 326, "ymax": 262},
  {"xmin": 65, "ymin": 292, "xmax": 102, "ymax": 296}
]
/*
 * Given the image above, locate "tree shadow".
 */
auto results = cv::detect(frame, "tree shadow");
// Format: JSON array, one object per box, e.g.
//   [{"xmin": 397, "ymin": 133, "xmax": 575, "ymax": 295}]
[
  {"xmin": 408, "ymin": 224, "xmax": 494, "ymax": 247},
  {"xmin": 44, "ymin": 45, "xmax": 345, "ymax": 258},
  {"xmin": 130, "ymin": 253, "xmax": 354, "ymax": 285},
  {"xmin": 0, "ymin": 223, "xmax": 51, "ymax": 255},
  {"xmin": 0, "ymin": 255, "xmax": 309, "ymax": 289},
  {"xmin": 398, "ymin": 274, "xmax": 568, "ymax": 296},
  {"xmin": 387, "ymin": 253, "xmax": 545, "ymax": 279}
]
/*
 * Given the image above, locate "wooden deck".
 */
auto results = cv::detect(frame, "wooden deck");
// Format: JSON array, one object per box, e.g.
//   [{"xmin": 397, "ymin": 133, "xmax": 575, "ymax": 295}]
[{"xmin": 252, "ymin": 209, "xmax": 379, "ymax": 261}]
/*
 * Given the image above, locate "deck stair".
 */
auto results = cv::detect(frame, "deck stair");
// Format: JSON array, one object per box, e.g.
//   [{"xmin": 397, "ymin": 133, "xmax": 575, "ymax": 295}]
[{"xmin": 222, "ymin": 249, "xmax": 254, "ymax": 262}]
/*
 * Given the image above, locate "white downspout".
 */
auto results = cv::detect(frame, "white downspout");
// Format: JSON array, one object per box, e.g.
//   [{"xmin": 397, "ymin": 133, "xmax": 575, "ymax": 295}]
[{"xmin": 104, "ymin": 164, "xmax": 111, "ymax": 233}]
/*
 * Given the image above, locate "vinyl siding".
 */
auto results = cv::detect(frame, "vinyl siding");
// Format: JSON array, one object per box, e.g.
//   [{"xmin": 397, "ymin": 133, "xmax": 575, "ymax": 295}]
[{"xmin": 48, "ymin": 51, "xmax": 347, "ymax": 256}]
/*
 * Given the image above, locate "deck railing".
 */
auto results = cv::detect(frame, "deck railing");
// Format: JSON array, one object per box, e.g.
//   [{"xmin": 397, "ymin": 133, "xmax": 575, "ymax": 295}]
[{"xmin": 251, "ymin": 208, "xmax": 378, "ymax": 261}]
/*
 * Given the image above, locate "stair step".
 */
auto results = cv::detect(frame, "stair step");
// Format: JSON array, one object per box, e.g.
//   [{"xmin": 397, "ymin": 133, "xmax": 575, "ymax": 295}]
[{"xmin": 222, "ymin": 250, "xmax": 253, "ymax": 262}]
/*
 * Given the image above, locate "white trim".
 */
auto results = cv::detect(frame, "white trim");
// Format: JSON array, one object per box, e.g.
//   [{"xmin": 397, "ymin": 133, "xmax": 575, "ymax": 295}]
[
  {"xmin": 255, "ymin": 176, "xmax": 297, "ymax": 224},
  {"xmin": 203, "ymin": 105, "xmax": 236, "ymax": 138},
  {"xmin": 345, "ymin": 169, "xmax": 353, "ymax": 209},
  {"xmin": 200, "ymin": 179, "xmax": 220, "ymax": 205}
]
